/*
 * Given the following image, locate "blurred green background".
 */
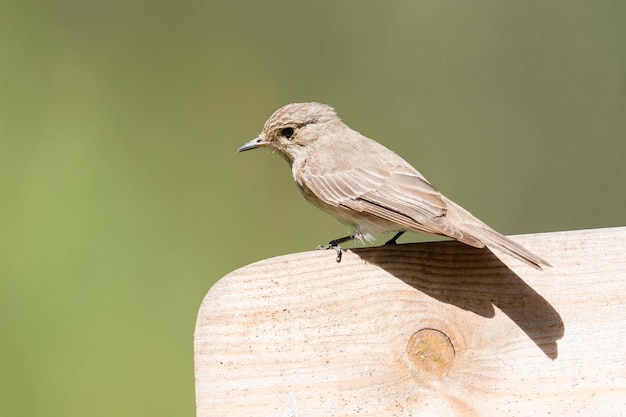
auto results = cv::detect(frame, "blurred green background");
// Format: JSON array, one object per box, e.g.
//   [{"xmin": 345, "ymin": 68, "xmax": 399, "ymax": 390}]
[{"xmin": 1, "ymin": 0, "xmax": 624, "ymax": 415}]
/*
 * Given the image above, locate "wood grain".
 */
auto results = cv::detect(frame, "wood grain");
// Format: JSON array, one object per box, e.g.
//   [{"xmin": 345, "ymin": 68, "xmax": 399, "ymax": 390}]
[{"xmin": 195, "ymin": 227, "xmax": 626, "ymax": 416}]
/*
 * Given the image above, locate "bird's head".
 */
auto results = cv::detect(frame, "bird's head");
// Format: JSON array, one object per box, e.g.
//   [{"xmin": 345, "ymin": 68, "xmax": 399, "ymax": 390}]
[{"xmin": 237, "ymin": 102, "xmax": 340, "ymax": 164}]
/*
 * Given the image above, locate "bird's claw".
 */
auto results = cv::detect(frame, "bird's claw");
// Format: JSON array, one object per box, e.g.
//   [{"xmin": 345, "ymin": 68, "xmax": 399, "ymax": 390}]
[{"xmin": 316, "ymin": 244, "xmax": 343, "ymax": 262}]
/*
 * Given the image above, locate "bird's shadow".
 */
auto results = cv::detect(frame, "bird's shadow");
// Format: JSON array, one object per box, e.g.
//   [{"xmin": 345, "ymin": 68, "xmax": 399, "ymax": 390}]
[{"xmin": 350, "ymin": 241, "xmax": 564, "ymax": 360}]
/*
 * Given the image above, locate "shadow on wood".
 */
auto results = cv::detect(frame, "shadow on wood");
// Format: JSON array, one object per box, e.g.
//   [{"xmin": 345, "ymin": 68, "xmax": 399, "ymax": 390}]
[
  {"xmin": 351, "ymin": 241, "xmax": 563, "ymax": 359},
  {"xmin": 195, "ymin": 227, "xmax": 626, "ymax": 416}
]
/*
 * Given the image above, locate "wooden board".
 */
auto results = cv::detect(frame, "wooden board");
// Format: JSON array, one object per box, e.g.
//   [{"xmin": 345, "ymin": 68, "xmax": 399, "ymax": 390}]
[{"xmin": 195, "ymin": 227, "xmax": 626, "ymax": 416}]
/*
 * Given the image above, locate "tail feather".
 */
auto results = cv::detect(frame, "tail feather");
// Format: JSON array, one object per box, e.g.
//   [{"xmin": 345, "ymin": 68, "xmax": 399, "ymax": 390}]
[
  {"xmin": 474, "ymin": 225, "xmax": 551, "ymax": 270},
  {"xmin": 443, "ymin": 198, "xmax": 551, "ymax": 270}
]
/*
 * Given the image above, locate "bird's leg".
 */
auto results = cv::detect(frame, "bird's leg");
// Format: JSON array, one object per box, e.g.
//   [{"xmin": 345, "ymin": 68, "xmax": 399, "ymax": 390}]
[
  {"xmin": 317, "ymin": 234, "xmax": 355, "ymax": 262},
  {"xmin": 385, "ymin": 231, "xmax": 405, "ymax": 245}
]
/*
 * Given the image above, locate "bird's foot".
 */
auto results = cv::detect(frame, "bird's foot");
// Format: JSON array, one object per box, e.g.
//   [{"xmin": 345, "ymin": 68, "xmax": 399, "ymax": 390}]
[
  {"xmin": 316, "ymin": 243, "xmax": 343, "ymax": 262},
  {"xmin": 384, "ymin": 231, "xmax": 405, "ymax": 245},
  {"xmin": 316, "ymin": 235, "xmax": 354, "ymax": 263}
]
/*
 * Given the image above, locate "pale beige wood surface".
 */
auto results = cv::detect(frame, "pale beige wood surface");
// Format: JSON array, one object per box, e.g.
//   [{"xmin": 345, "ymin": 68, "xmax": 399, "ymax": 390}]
[{"xmin": 195, "ymin": 227, "xmax": 626, "ymax": 416}]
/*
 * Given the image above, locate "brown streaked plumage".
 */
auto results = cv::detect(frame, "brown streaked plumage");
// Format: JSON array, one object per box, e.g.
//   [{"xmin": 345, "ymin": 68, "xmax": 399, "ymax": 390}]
[{"xmin": 237, "ymin": 102, "xmax": 550, "ymax": 269}]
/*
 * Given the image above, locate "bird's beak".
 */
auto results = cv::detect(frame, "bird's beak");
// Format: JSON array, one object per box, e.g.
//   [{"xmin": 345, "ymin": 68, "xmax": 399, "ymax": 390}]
[{"xmin": 236, "ymin": 136, "xmax": 269, "ymax": 153}]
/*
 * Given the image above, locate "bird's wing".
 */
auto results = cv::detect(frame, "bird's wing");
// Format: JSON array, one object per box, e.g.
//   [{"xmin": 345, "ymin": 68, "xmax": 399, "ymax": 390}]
[{"xmin": 302, "ymin": 144, "xmax": 480, "ymax": 244}]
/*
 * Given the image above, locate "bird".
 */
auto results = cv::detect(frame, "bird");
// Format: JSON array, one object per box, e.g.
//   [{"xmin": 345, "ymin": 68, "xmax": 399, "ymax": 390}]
[{"xmin": 237, "ymin": 102, "xmax": 550, "ymax": 269}]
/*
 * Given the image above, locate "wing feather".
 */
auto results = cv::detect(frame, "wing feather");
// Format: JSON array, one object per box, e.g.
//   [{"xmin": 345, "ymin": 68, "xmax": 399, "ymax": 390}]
[{"xmin": 300, "ymin": 139, "xmax": 481, "ymax": 243}]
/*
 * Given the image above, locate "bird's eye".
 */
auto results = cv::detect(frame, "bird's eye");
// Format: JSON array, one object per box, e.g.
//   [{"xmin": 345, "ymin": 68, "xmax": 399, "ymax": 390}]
[{"xmin": 281, "ymin": 127, "xmax": 295, "ymax": 139}]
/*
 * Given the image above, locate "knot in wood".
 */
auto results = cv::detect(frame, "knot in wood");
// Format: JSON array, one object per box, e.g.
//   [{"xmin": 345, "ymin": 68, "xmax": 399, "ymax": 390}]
[{"xmin": 406, "ymin": 328, "xmax": 455, "ymax": 377}]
